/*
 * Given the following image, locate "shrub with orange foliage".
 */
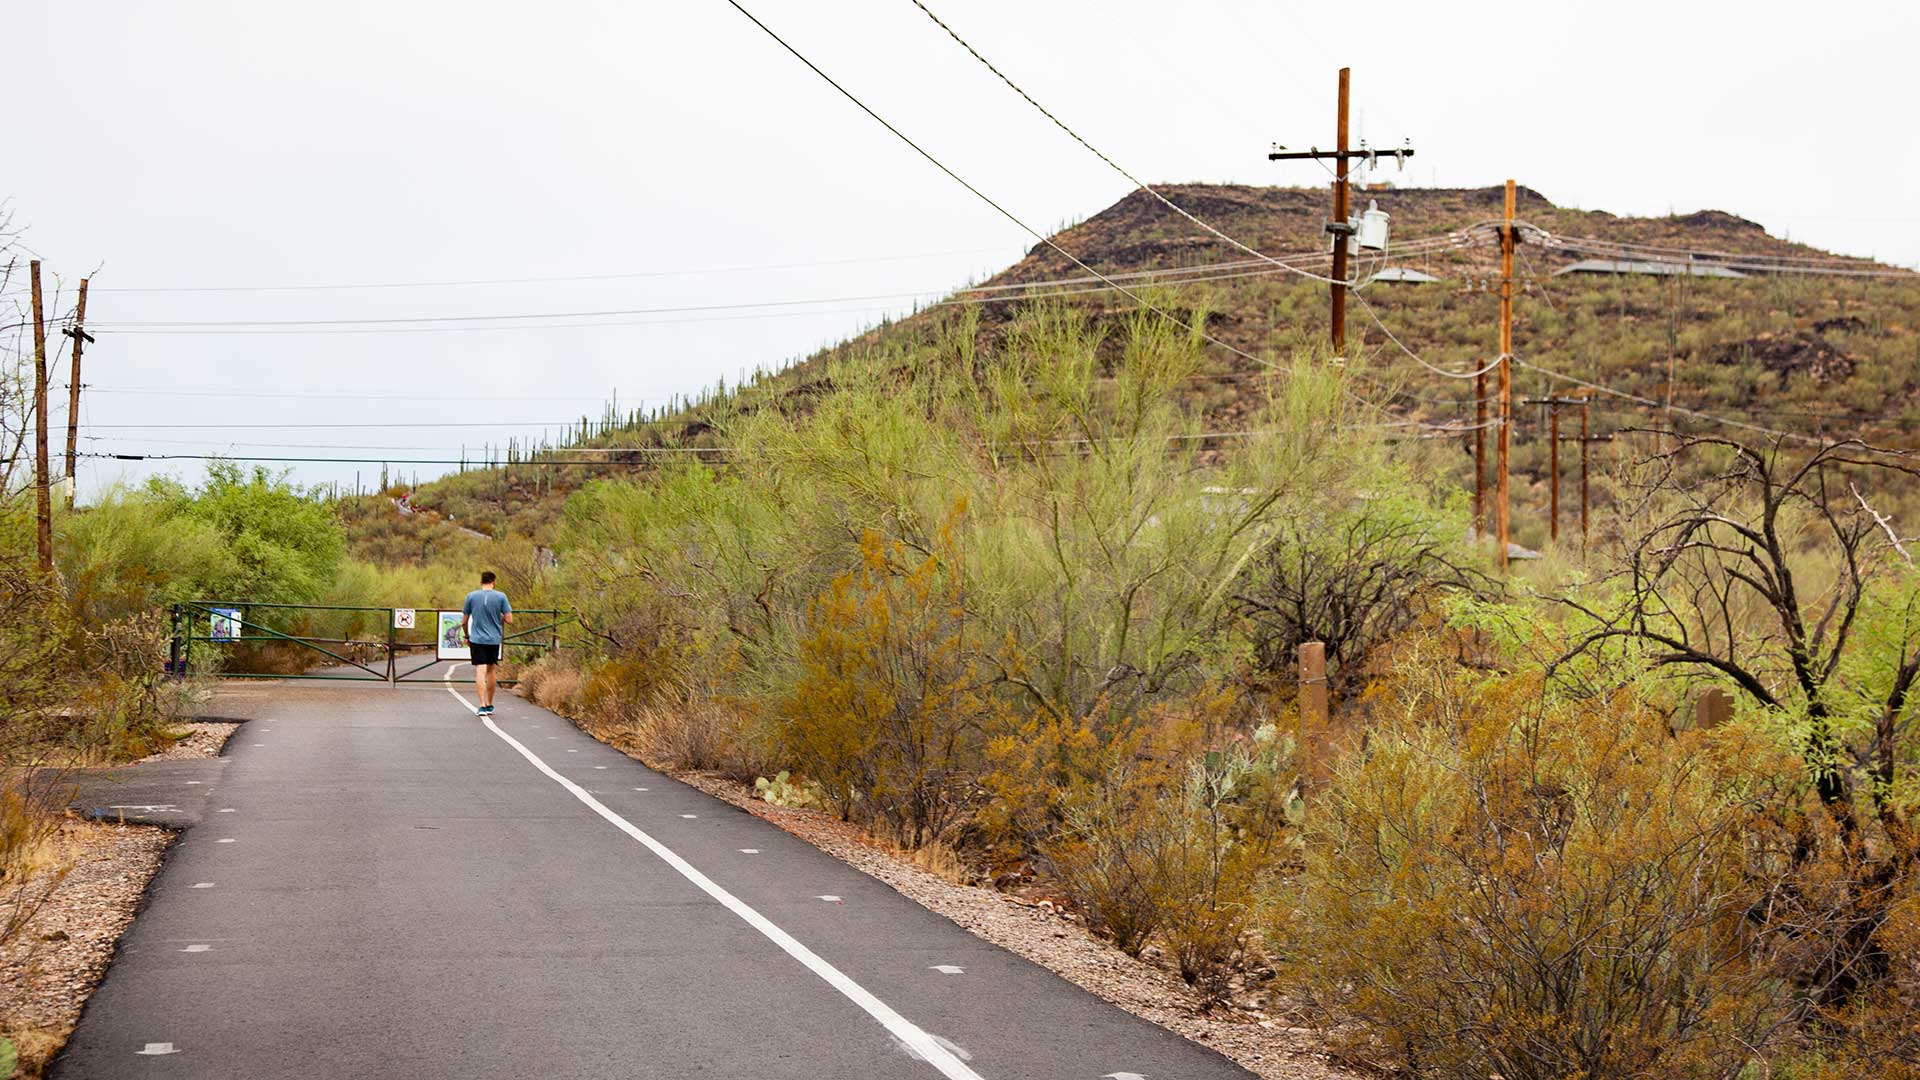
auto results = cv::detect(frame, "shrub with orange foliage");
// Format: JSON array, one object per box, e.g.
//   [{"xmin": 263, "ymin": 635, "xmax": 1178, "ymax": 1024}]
[
  {"xmin": 1278, "ymin": 671, "xmax": 1806, "ymax": 1078},
  {"xmin": 782, "ymin": 516, "xmax": 991, "ymax": 848}
]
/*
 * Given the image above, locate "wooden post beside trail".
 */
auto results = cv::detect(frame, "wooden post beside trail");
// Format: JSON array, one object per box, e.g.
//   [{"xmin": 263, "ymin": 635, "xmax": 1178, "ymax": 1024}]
[
  {"xmin": 30, "ymin": 261, "xmax": 51, "ymax": 574},
  {"xmin": 1579, "ymin": 398, "xmax": 1591, "ymax": 551},
  {"xmin": 1299, "ymin": 641, "xmax": 1330, "ymax": 789},
  {"xmin": 1695, "ymin": 687, "xmax": 1733, "ymax": 730},
  {"xmin": 64, "ymin": 278, "xmax": 90, "ymax": 508}
]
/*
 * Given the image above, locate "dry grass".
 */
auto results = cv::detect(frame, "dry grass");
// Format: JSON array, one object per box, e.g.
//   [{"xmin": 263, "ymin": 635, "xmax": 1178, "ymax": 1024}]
[
  {"xmin": 0, "ymin": 784, "xmax": 71, "ymax": 955},
  {"xmin": 891, "ymin": 837, "xmax": 973, "ymax": 886}
]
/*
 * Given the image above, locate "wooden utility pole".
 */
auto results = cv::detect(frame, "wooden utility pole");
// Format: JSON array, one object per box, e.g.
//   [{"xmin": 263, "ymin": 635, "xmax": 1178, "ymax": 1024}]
[
  {"xmin": 1267, "ymin": 67, "xmax": 1412, "ymax": 356},
  {"xmin": 1495, "ymin": 180, "xmax": 1516, "ymax": 569},
  {"xmin": 1579, "ymin": 399, "xmax": 1592, "ymax": 550},
  {"xmin": 62, "ymin": 278, "xmax": 91, "ymax": 508},
  {"xmin": 1522, "ymin": 393, "xmax": 1584, "ymax": 544},
  {"xmin": 1474, "ymin": 363, "xmax": 1487, "ymax": 538},
  {"xmin": 30, "ymin": 261, "xmax": 52, "ymax": 574}
]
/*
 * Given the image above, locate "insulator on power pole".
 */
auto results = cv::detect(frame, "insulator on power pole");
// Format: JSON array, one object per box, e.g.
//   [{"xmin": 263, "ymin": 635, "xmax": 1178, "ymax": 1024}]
[{"xmin": 1357, "ymin": 200, "xmax": 1391, "ymax": 251}]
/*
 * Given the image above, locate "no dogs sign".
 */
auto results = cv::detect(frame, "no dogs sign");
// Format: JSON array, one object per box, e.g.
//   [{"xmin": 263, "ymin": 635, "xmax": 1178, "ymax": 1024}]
[{"xmin": 393, "ymin": 608, "xmax": 416, "ymax": 629}]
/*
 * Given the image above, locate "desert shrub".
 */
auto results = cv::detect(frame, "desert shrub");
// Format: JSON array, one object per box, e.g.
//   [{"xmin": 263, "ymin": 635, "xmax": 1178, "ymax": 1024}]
[
  {"xmin": 517, "ymin": 654, "xmax": 584, "ymax": 715},
  {"xmin": 62, "ymin": 616, "xmax": 188, "ymax": 761},
  {"xmin": 1228, "ymin": 490, "xmax": 1484, "ymax": 694},
  {"xmin": 1279, "ymin": 673, "xmax": 1803, "ymax": 1078},
  {"xmin": 1046, "ymin": 761, "xmax": 1170, "ymax": 957},
  {"xmin": 575, "ymin": 651, "xmax": 772, "ymax": 780},
  {"xmin": 1045, "ymin": 701, "xmax": 1290, "ymax": 1006},
  {"xmin": 0, "ymin": 778, "xmax": 66, "ymax": 952},
  {"xmin": 782, "ymin": 520, "xmax": 988, "ymax": 847}
]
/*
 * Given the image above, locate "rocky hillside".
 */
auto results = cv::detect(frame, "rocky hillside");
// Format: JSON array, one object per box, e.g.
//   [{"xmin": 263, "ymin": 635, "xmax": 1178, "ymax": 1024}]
[{"xmin": 358, "ymin": 184, "xmax": 1920, "ymax": 558}]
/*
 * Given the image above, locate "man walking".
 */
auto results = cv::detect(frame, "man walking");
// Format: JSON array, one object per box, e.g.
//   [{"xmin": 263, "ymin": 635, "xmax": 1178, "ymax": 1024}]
[{"xmin": 461, "ymin": 571, "xmax": 513, "ymax": 715}]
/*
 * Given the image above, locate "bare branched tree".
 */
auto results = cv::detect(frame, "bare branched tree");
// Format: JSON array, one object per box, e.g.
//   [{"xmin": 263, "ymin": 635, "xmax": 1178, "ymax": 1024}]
[
  {"xmin": 1557, "ymin": 432, "xmax": 1920, "ymax": 811},
  {"xmin": 1231, "ymin": 502, "xmax": 1492, "ymax": 695}
]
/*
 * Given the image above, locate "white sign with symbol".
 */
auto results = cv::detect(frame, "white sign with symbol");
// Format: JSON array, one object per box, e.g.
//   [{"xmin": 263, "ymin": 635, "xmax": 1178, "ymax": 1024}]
[{"xmin": 393, "ymin": 608, "xmax": 416, "ymax": 629}]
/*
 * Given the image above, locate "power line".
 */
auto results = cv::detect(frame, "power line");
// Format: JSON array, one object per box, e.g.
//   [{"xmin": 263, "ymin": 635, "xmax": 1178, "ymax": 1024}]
[
  {"xmin": 83, "ymin": 385, "xmax": 621, "ymax": 403},
  {"xmin": 715, "ymin": 0, "xmax": 1284, "ymax": 376},
  {"xmin": 82, "ymin": 420, "xmax": 587, "ymax": 430},
  {"xmin": 903, "ymin": 0, "xmax": 1345, "ymax": 289},
  {"xmin": 83, "ymin": 245, "xmax": 1018, "ymax": 294},
  {"xmin": 91, "ymin": 288, "xmax": 955, "ymax": 329},
  {"xmin": 89, "ymin": 248, "xmax": 1426, "ymax": 337}
]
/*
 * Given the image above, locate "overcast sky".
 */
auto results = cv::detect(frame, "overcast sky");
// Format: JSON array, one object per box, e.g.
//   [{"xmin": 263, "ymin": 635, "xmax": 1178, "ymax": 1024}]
[{"xmin": 9, "ymin": 0, "xmax": 1916, "ymax": 499}]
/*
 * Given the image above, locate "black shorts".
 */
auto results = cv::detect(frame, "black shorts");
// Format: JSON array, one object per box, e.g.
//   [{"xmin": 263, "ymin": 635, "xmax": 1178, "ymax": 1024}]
[{"xmin": 469, "ymin": 643, "xmax": 501, "ymax": 667}]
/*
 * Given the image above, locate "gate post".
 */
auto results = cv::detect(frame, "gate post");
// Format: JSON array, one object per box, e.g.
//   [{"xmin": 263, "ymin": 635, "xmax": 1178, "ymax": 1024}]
[
  {"xmin": 169, "ymin": 604, "xmax": 183, "ymax": 679},
  {"xmin": 387, "ymin": 613, "xmax": 397, "ymax": 685}
]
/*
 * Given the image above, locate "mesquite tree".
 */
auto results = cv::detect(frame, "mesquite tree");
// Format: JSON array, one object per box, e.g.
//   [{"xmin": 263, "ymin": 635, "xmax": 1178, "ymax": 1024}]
[{"xmin": 1559, "ymin": 433, "xmax": 1919, "ymax": 812}]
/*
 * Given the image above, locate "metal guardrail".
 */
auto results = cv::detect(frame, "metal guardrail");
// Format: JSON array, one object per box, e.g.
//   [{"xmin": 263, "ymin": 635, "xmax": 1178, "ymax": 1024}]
[{"xmin": 171, "ymin": 600, "xmax": 573, "ymax": 684}]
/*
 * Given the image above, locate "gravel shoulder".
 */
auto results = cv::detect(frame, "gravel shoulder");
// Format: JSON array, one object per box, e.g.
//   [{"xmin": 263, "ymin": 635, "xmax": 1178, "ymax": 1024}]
[
  {"xmin": 632, "ymin": 763, "xmax": 1349, "ymax": 1080},
  {"xmin": 0, "ymin": 821, "xmax": 171, "ymax": 1078},
  {"xmin": 138, "ymin": 721, "xmax": 241, "ymax": 762}
]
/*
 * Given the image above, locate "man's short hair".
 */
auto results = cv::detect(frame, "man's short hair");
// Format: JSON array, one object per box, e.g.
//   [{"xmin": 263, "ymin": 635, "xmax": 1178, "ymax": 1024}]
[{"xmin": 480, "ymin": 570, "xmax": 497, "ymax": 585}]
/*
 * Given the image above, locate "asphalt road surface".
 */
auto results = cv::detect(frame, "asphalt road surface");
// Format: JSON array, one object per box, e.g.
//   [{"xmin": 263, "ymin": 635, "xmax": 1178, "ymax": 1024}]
[{"xmin": 54, "ymin": 665, "xmax": 1258, "ymax": 1080}]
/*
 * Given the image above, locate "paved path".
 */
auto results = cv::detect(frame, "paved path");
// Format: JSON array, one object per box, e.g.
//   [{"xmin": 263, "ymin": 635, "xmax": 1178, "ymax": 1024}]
[{"xmin": 54, "ymin": 668, "xmax": 1256, "ymax": 1080}]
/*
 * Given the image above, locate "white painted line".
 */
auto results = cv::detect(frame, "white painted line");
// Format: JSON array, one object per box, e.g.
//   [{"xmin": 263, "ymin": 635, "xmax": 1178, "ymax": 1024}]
[
  {"xmin": 215, "ymin": 838, "xmax": 236, "ymax": 844},
  {"xmin": 593, "ymin": 766, "xmax": 607, "ymax": 770},
  {"xmin": 633, "ymin": 787, "xmax": 649, "ymax": 792},
  {"xmin": 217, "ymin": 808, "xmax": 236, "ymax": 813},
  {"xmin": 190, "ymin": 882, "xmax": 215, "ymax": 889},
  {"xmin": 818, "ymin": 895, "xmax": 843, "ymax": 902},
  {"xmin": 1103, "ymin": 1073, "xmax": 1148, "ymax": 1080},
  {"xmin": 442, "ymin": 679, "xmax": 982, "ymax": 1080},
  {"xmin": 251, "ymin": 743, "xmax": 264, "ymax": 747},
  {"xmin": 185, "ymin": 781, "xmax": 202, "ymax": 786},
  {"xmin": 181, "ymin": 944, "xmax": 211, "ymax": 953},
  {"xmin": 135, "ymin": 1042, "xmax": 178, "ymax": 1056},
  {"xmin": 739, "ymin": 848, "xmax": 761, "ymax": 854},
  {"xmin": 566, "ymin": 749, "xmax": 578, "ymax": 754},
  {"xmin": 680, "ymin": 814, "xmax": 698, "ymax": 819},
  {"xmin": 929, "ymin": 965, "xmax": 964, "ymax": 975}
]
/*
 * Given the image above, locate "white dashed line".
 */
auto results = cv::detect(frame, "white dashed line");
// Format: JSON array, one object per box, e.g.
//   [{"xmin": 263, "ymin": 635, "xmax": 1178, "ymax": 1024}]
[
  {"xmin": 215, "ymin": 838, "xmax": 235, "ymax": 844},
  {"xmin": 681, "ymin": 814, "xmax": 698, "ymax": 819},
  {"xmin": 633, "ymin": 787, "xmax": 649, "ymax": 792},
  {"xmin": 190, "ymin": 882, "xmax": 215, "ymax": 889},
  {"xmin": 181, "ymin": 944, "xmax": 211, "ymax": 953},
  {"xmin": 818, "ymin": 895, "xmax": 843, "ymax": 902},
  {"xmin": 135, "ymin": 1043, "xmax": 178, "ymax": 1056},
  {"xmin": 593, "ymin": 766, "xmax": 607, "ymax": 770},
  {"xmin": 739, "ymin": 848, "xmax": 760, "ymax": 854},
  {"xmin": 218, "ymin": 808, "xmax": 236, "ymax": 813},
  {"xmin": 929, "ymin": 965, "xmax": 964, "ymax": 975},
  {"xmin": 441, "ymin": 675, "xmax": 981, "ymax": 1080}
]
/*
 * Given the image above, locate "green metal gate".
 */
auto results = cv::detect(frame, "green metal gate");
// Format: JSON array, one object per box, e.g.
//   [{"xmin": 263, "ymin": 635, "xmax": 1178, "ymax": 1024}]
[{"xmin": 170, "ymin": 600, "xmax": 572, "ymax": 684}]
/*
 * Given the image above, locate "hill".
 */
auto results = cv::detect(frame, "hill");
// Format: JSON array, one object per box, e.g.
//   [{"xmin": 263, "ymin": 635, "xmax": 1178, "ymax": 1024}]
[{"xmin": 350, "ymin": 183, "xmax": 1920, "ymax": 560}]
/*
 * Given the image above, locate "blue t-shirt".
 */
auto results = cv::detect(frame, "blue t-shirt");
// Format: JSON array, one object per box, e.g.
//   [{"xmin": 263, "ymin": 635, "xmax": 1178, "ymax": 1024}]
[{"xmin": 462, "ymin": 589, "xmax": 512, "ymax": 645}]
